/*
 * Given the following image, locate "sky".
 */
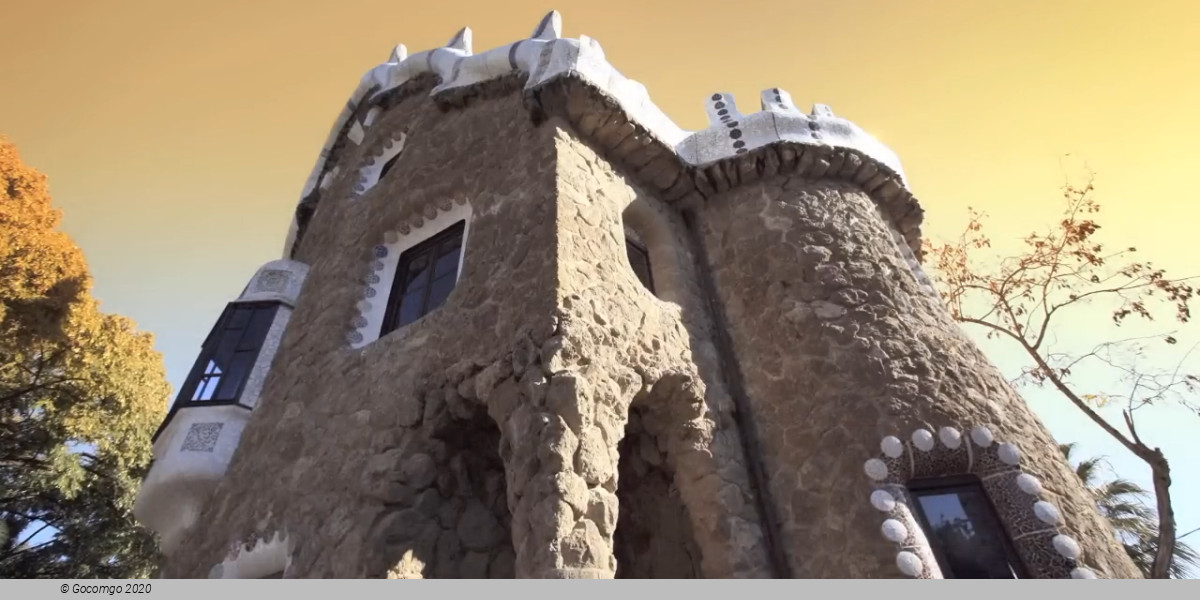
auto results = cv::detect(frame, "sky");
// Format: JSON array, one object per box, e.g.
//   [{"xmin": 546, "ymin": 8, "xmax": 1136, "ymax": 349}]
[{"xmin": 2, "ymin": 0, "xmax": 1198, "ymax": 569}]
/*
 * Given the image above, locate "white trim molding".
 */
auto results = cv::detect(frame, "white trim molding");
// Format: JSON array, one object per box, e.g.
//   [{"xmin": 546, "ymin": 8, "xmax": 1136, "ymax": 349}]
[
  {"xmin": 209, "ymin": 531, "xmax": 292, "ymax": 579},
  {"xmin": 350, "ymin": 134, "xmax": 407, "ymax": 202}
]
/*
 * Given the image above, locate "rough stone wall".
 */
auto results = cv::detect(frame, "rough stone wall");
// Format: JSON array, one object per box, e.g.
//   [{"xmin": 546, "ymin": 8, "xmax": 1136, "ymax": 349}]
[
  {"xmin": 162, "ymin": 89, "xmax": 561, "ymax": 578},
  {"xmin": 530, "ymin": 126, "xmax": 773, "ymax": 578},
  {"xmin": 696, "ymin": 176, "xmax": 1142, "ymax": 578}
]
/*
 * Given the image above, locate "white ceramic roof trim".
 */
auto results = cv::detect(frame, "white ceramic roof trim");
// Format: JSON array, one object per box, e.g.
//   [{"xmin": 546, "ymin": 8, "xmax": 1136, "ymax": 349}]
[{"xmin": 296, "ymin": 10, "xmax": 907, "ymax": 209}]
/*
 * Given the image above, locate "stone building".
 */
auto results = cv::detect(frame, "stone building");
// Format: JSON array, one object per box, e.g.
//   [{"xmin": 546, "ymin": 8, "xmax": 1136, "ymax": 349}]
[{"xmin": 132, "ymin": 11, "xmax": 1141, "ymax": 579}]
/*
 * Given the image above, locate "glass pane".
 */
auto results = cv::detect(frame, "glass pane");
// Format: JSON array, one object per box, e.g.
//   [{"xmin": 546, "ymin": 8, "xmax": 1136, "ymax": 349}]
[
  {"xmin": 439, "ymin": 228, "xmax": 464, "ymax": 252},
  {"xmin": 397, "ymin": 289, "xmax": 426, "ymax": 327},
  {"xmin": 213, "ymin": 331, "xmax": 240, "ymax": 368},
  {"xmin": 228, "ymin": 306, "xmax": 252, "ymax": 330},
  {"xmin": 193, "ymin": 373, "xmax": 219, "ymax": 401},
  {"xmin": 627, "ymin": 242, "xmax": 653, "ymax": 292},
  {"xmin": 426, "ymin": 273, "xmax": 457, "ymax": 313},
  {"xmin": 214, "ymin": 351, "xmax": 255, "ymax": 401},
  {"xmin": 237, "ymin": 306, "xmax": 276, "ymax": 351},
  {"xmin": 192, "ymin": 361, "xmax": 223, "ymax": 400},
  {"xmin": 402, "ymin": 254, "xmax": 432, "ymax": 290},
  {"xmin": 434, "ymin": 244, "xmax": 461, "ymax": 278},
  {"xmin": 203, "ymin": 359, "xmax": 221, "ymax": 376},
  {"xmin": 915, "ymin": 486, "xmax": 1019, "ymax": 578}
]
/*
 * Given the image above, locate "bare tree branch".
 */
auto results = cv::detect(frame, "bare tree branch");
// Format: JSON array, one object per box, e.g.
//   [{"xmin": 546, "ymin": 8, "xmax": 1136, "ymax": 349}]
[{"xmin": 927, "ymin": 175, "xmax": 1197, "ymax": 578}]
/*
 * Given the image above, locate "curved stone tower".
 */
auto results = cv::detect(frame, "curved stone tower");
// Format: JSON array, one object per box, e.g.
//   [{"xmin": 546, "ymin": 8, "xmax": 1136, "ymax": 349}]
[{"xmin": 134, "ymin": 11, "xmax": 1142, "ymax": 579}]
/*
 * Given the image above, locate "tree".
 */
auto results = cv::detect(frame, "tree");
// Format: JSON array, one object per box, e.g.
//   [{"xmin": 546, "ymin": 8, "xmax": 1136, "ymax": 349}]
[
  {"xmin": 924, "ymin": 173, "xmax": 1198, "ymax": 578},
  {"xmin": 1059, "ymin": 443, "xmax": 1199, "ymax": 578},
  {"xmin": 0, "ymin": 136, "xmax": 170, "ymax": 577}
]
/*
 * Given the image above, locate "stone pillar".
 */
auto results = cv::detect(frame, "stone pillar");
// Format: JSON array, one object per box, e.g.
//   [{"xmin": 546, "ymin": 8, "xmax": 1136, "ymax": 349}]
[
  {"xmin": 697, "ymin": 175, "xmax": 1141, "ymax": 578},
  {"xmin": 489, "ymin": 353, "xmax": 620, "ymax": 579}
]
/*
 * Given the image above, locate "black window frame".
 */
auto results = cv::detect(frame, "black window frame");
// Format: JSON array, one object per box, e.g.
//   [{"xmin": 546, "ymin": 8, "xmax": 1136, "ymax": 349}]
[
  {"xmin": 151, "ymin": 301, "xmax": 282, "ymax": 442},
  {"xmin": 378, "ymin": 152, "xmax": 402, "ymax": 181},
  {"xmin": 907, "ymin": 474, "xmax": 1029, "ymax": 579},
  {"xmin": 380, "ymin": 220, "xmax": 466, "ymax": 336},
  {"xmin": 625, "ymin": 238, "xmax": 655, "ymax": 294}
]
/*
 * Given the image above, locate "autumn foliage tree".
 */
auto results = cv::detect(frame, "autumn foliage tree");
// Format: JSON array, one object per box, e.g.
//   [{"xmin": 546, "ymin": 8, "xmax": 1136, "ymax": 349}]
[
  {"xmin": 925, "ymin": 174, "xmax": 1198, "ymax": 578},
  {"xmin": 0, "ymin": 136, "xmax": 170, "ymax": 577}
]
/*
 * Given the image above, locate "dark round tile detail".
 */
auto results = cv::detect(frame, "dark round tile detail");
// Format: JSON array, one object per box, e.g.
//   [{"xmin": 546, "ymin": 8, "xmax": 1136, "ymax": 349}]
[
  {"xmin": 729, "ymin": 129, "xmax": 743, "ymax": 139},
  {"xmin": 714, "ymin": 101, "xmax": 725, "ymax": 109},
  {"xmin": 711, "ymin": 93, "xmax": 722, "ymax": 101},
  {"xmin": 733, "ymin": 140, "xmax": 746, "ymax": 149}
]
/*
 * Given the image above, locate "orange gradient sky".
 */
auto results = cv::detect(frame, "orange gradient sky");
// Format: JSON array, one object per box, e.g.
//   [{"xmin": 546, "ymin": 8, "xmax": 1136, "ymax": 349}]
[{"xmin": 3, "ymin": 0, "xmax": 1198, "ymax": 565}]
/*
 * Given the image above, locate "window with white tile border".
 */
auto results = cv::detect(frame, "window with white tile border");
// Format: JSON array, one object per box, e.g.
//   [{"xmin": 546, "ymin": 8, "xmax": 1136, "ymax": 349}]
[{"xmin": 347, "ymin": 199, "xmax": 472, "ymax": 348}]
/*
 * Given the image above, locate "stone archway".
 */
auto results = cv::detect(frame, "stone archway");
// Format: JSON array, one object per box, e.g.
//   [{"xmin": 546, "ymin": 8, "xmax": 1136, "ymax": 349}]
[
  {"xmin": 376, "ymin": 385, "xmax": 515, "ymax": 579},
  {"xmin": 613, "ymin": 401, "xmax": 703, "ymax": 578}
]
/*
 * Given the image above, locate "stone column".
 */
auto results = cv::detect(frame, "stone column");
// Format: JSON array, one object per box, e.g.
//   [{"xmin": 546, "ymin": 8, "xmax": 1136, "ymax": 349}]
[
  {"xmin": 485, "ymin": 334, "xmax": 620, "ymax": 579},
  {"xmin": 697, "ymin": 174, "xmax": 1141, "ymax": 578}
]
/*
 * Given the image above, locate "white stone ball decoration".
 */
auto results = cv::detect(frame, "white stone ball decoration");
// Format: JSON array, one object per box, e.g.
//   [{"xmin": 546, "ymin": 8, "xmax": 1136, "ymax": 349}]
[
  {"xmin": 970, "ymin": 426, "xmax": 994, "ymax": 447},
  {"xmin": 1034, "ymin": 501, "xmax": 1062, "ymax": 525},
  {"xmin": 1016, "ymin": 473, "xmax": 1043, "ymax": 496},
  {"xmin": 896, "ymin": 551, "xmax": 923, "ymax": 577},
  {"xmin": 870, "ymin": 490, "xmax": 896, "ymax": 513},
  {"xmin": 1070, "ymin": 567, "xmax": 1097, "ymax": 579},
  {"xmin": 911, "ymin": 429, "xmax": 935, "ymax": 452},
  {"xmin": 881, "ymin": 519, "xmax": 908, "ymax": 543},
  {"xmin": 998, "ymin": 442, "xmax": 1021, "ymax": 465},
  {"xmin": 864, "ymin": 458, "xmax": 889, "ymax": 481},
  {"xmin": 938, "ymin": 426, "xmax": 962, "ymax": 449},
  {"xmin": 1052, "ymin": 535, "xmax": 1081, "ymax": 560},
  {"xmin": 881, "ymin": 436, "xmax": 904, "ymax": 458}
]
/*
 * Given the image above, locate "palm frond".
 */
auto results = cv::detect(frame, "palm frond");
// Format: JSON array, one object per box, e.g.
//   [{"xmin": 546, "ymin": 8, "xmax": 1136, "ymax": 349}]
[
  {"xmin": 1075, "ymin": 457, "xmax": 1106, "ymax": 488},
  {"xmin": 1100, "ymin": 478, "xmax": 1151, "ymax": 499},
  {"xmin": 1061, "ymin": 440, "xmax": 1198, "ymax": 578}
]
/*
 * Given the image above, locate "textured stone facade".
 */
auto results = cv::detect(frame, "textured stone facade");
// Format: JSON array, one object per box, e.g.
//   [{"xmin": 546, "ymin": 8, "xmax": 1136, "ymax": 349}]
[
  {"xmin": 146, "ymin": 16, "xmax": 1142, "ymax": 579},
  {"xmin": 698, "ymin": 177, "xmax": 1139, "ymax": 578}
]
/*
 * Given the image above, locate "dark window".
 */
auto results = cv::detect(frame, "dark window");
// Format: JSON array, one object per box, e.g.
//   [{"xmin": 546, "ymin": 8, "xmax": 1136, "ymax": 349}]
[
  {"xmin": 907, "ymin": 475, "xmax": 1028, "ymax": 579},
  {"xmin": 379, "ymin": 152, "xmax": 402, "ymax": 180},
  {"xmin": 381, "ymin": 220, "xmax": 465, "ymax": 335},
  {"xmin": 177, "ymin": 302, "xmax": 280, "ymax": 407},
  {"xmin": 626, "ymin": 239, "xmax": 654, "ymax": 294}
]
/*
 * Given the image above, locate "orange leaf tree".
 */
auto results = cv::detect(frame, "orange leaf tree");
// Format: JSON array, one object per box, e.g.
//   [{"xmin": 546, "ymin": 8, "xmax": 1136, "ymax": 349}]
[
  {"xmin": 925, "ymin": 173, "xmax": 1198, "ymax": 578},
  {"xmin": 0, "ymin": 136, "xmax": 170, "ymax": 577}
]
